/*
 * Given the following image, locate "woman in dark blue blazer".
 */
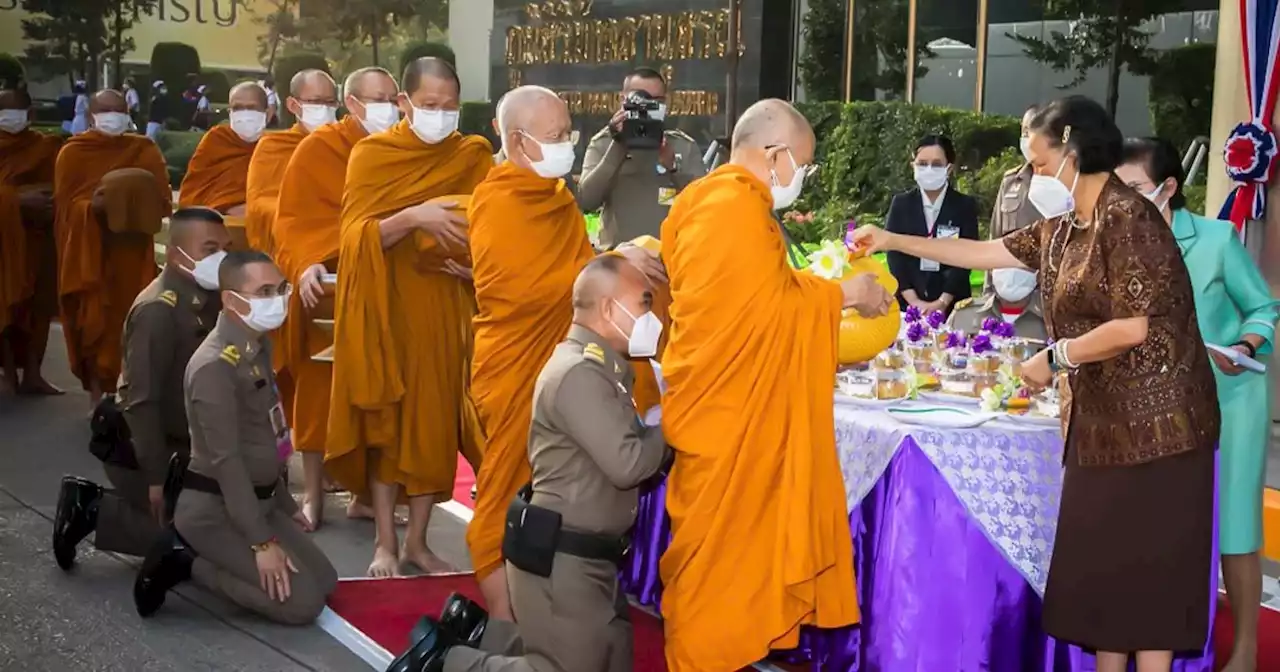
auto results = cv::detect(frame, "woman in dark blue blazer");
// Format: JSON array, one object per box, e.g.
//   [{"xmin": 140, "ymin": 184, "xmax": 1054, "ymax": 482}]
[{"xmin": 884, "ymin": 134, "xmax": 980, "ymax": 314}]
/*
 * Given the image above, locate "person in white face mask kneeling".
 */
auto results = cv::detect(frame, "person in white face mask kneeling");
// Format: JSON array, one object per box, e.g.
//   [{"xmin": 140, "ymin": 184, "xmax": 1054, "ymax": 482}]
[
  {"xmin": 134, "ymin": 250, "xmax": 338, "ymax": 625},
  {"xmin": 946, "ymin": 267, "xmax": 1047, "ymax": 341}
]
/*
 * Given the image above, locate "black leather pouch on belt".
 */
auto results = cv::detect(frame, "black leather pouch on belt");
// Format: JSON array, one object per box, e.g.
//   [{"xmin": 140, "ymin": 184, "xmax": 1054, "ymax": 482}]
[
  {"xmin": 162, "ymin": 453, "xmax": 188, "ymax": 520},
  {"xmin": 502, "ymin": 484, "xmax": 561, "ymax": 578},
  {"xmin": 88, "ymin": 396, "xmax": 139, "ymax": 469}
]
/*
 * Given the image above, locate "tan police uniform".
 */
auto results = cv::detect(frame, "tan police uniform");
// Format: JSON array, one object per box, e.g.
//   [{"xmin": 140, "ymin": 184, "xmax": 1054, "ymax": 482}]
[
  {"xmin": 175, "ymin": 314, "xmax": 337, "ymax": 625},
  {"xmin": 445, "ymin": 325, "xmax": 670, "ymax": 672},
  {"xmin": 946, "ymin": 293, "xmax": 1049, "ymax": 342},
  {"xmin": 577, "ymin": 127, "xmax": 706, "ymax": 250},
  {"xmin": 990, "ymin": 164, "xmax": 1042, "ymax": 240},
  {"xmin": 92, "ymin": 268, "xmax": 221, "ymax": 556}
]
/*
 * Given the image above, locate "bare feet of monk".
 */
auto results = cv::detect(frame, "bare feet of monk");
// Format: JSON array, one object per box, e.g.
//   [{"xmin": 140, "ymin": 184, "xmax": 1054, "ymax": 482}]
[
  {"xmin": 301, "ymin": 497, "xmax": 323, "ymax": 531},
  {"xmin": 368, "ymin": 545, "xmax": 401, "ymax": 578},
  {"xmin": 346, "ymin": 499, "xmax": 376, "ymax": 520},
  {"xmin": 401, "ymin": 543, "xmax": 453, "ymax": 575},
  {"xmin": 19, "ymin": 375, "xmax": 64, "ymax": 396}
]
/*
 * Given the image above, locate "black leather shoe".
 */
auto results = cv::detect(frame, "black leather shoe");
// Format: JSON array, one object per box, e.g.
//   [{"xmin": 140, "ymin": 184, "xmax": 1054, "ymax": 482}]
[
  {"xmin": 438, "ymin": 592, "xmax": 487, "ymax": 647},
  {"xmin": 384, "ymin": 616, "xmax": 456, "ymax": 672},
  {"xmin": 52, "ymin": 475, "xmax": 103, "ymax": 570},
  {"xmin": 133, "ymin": 527, "xmax": 194, "ymax": 618}
]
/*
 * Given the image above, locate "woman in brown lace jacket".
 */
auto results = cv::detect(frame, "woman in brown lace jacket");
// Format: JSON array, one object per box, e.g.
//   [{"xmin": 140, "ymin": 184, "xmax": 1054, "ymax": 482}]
[{"xmin": 853, "ymin": 95, "xmax": 1219, "ymax": 671}]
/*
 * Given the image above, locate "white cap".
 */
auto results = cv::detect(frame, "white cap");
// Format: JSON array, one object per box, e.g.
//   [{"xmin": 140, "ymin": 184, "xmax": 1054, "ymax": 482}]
[{"xmin": 153, "ymin": 80, "xmax": 165, "ymax": 88}]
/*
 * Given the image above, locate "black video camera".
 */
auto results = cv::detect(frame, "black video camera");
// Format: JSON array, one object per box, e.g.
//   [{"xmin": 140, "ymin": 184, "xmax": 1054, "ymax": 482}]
[{"xmin": 618, "ymin": 90, "xmax": 664, "ymax": 150}]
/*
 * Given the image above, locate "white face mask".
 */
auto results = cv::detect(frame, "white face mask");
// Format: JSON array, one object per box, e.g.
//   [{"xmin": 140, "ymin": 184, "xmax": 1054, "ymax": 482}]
[
  {"xmin": 231, "ymin": 292, "xmax": 288, "ymax": 332},
  {"xmin": 1027, "ymin": 153, "xmax": 1078, "ymax": 219},
  {"xmin": 770, "ymin": 148, "xmax": 808, "ymax": 211},
  {"xmin": 410, "ymin": 108, "xmax": 459, "ymax": 145},
  {"xmin": 520, "ymin": 130, "xmax": 577, "ymax": 179},
  {"xmin": 1145, "ymin": 183, "xmax": 1169, "ymax": 213},
  {"xmin": 914, "ymin": 165, "xmax": 949, "ymax": 192},
  {"xmin": 178, "ymin": 248, "xmax": 225, "ymax": 291},
  {"xmin": 991, "ymin": 267, "xmax": 1037, "ymax": 303},
  {"xmin": 0, "ymin": 109, "xmax": 29, "ymax": 134},
  {"xmin": 1019, "ymin": 137, "xmax": 1033, "ymax": 162},
  {"xmin": 229, "ymin": 110, "xmax": 267, "ymax": 143},
  {"xmin": 93, "ymin": 112, "xmax": 131, "ymax": 136},
  {"xmin": 359, "ymin": 102, "xmax": 399, "ymax": 135},
  {"xmin": 609, "ymin": 300, "xmax": 663, "ymax": 358},
  {"xmin": 299, "ymin": 104, "xmax": 337, "ymax": 132}
]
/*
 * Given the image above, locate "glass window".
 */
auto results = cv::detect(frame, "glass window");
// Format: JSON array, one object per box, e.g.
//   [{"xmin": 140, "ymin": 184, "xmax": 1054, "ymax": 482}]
[{"xmin": 913, "ymin": 0, "xmax": 980, "ymax": 110}]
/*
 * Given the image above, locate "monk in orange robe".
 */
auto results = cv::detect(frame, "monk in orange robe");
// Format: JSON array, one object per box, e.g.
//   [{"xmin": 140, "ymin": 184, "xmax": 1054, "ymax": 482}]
[
  {"xmin": 276, "ymin": 66, "xmax": 399, "ymax": 528},
  {"xmin": 244, "ymin": 69, "xmax": 338, "ymax": 255},
  {"xmin": 0, "ymin": 85, "xmax": 64, "ymax": 395},
  {"xmin": 657, "ymin": 100, "xmax": 890, "ymax": 670},
  {"xmin": 55, "ymin": 90, "xmax": 171, "ymax": 410},
  {"xmin": 466, "ymin": 85, "xmax": 663, "ymax": 619},
  {"xmin": 328, "ymin": 58, "xmax": 493, "ymax": 577},
  {"xmin": 178, "ymin": 82, "xmax": 270, "ymax": 215}
]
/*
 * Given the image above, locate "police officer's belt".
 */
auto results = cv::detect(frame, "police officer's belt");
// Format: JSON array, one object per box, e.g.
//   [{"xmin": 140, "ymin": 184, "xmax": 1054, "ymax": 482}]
[
  {"xmin": 181, "ymin": 470, "xmax": 277, "ymax": 499},
  {"xmin": 558, "ymin": 527, "xmax": 630, "ymax": 565},
  {"xmin": 503, "ymin": 485, "xmax": 629, "ymax": 577}
]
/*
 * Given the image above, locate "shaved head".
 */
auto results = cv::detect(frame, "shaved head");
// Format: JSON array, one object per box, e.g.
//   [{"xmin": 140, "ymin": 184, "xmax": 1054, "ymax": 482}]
[
  {"xmin": 344, "ymin": 66, "xmax": 395, "ymax": 99},
  {"xmin": 731, "ymin": 98, "xmax": 813, "ymax": 150},
  {"xmin": 290, "ymin": 69, "xmax": 335, "ymax": 98},
  {"xmin": 496, "ymin": 86, "xmax": 574, "ymax": 173},
  {"xmin": 572, "ymin": 254, "xmax": 654, "ymax": 356},
  {"xmin": 90, "ymin": 89, "xmax": 128, "ymax": 114},
  {"xmin": 228, "ymin": 81, "xmax": 269, "ymax": 111},
  {"xmin": 401, "ymin": 57, "xmax": 460, "ymax": 97},
  {"xmin": 496, "ymin": 86, "xmax": 563, "ymax": 141}
]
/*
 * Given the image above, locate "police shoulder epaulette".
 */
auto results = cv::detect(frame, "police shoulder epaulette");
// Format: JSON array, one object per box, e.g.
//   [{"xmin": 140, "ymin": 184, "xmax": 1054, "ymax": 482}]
[
  {"xmin": 219, "ymin": 344, "xmax": 241, "ymax": 366},
  {"xmin": 1003, "ymin": 165, "xmax": 1025, "ymax": 178},
  {"xmin": 954, "ymin": 297, "xmax": 975, "ymax": 309},
  {"xmin": 582, "ymin": 342, "xmax": 606, "ymax": 365},
  {"xmin": 158, "ymin": 290, "xmax": 178, "ymax": 307}
]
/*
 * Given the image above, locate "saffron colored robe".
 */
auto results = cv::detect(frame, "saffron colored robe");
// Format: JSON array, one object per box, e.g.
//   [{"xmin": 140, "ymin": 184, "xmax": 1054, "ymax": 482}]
[
  {"xmin": 54, "ymin": 131, "xmax": 170, "ymax": 390},
  {"xmin": 273, "ymin": 116, "xmax": 365, "ymax": 454},
  {"xmin": 177, "ymin": 124, "xmax": 255, "ymax": 213},
  {"xmin": 244, "ymin": 124, "xmax": 307, "ymax": 254},
  {"xmin": 658, "ymin": 165, "xmax": 859, "ymax": 670},
  {"xmin": 327, "ymin": 121, "xmax": 493, "ymax": 498},
  {"xmin": 466, "ymin": 162, "xmax": 594, "ymax": 580},
  {"xmin": 0, "ymin": 129, "xmax": 61, "ymax": 338}
]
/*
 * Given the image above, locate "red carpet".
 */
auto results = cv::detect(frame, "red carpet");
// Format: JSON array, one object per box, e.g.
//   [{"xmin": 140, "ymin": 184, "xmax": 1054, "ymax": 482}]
[
  {"xmin": 1212, "ymin": 599, "xmax": 1280, "ymax": 670},
  {"xmin": 451, "ymin": 455, "xmax": 475, "ymax": 509},
  {"xmin": 328, "ymin": 573, "xmax": 669, "ymax": 671}
]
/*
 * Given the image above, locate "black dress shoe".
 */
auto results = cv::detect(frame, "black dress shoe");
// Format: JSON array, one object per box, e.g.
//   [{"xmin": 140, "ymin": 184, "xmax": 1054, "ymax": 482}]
[
  {"xmin": 384, "ymin": 616, "xmax": 456, "ymax": 672},
  {"xmin": 438, "ymin": 592, "xmax": 488, "ymax": 647},
  {"xmin": 133, "ymin": 527, "xmax": 194, "ymax": 618},
  {"xmin": 52, "ymin": 475, "xmax": 103, "ymax": 570}
]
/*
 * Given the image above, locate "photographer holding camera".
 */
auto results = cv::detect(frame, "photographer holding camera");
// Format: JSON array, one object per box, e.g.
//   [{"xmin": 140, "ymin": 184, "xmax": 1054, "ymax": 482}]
[{"xmin": 577, "ymin": 68, "xmax": 706, "ymax": 249}]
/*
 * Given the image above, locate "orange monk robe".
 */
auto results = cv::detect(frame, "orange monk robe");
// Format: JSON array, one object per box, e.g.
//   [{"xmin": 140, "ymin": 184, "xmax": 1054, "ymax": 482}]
[
  {"xmin": 657, "ymin": 164, "xmax": 859, "ymax": 671},
  {"xmin": 0, "ymin": 129, "xmax": 61, "ymax": 337},
  {"xmin": 244, "ymin": 124, "xmax": 307, "ymax": 254},
  {"xmin": 327, "ymin": 121, "xmax": 493, "ymax": 498},
  {"xmin": 177, "ymin": 124, "xmax": 256, "ymax": 213},
  {"xmin": 273, "ymin": 117, "xmax": 366, "ymax": 454},
  {"xmin": 54, "ymin": 133, "xmax": 169, "ymax": 391},
  {"xmin": 466, "ymin": 163, "xmax": 594, "ymax": 580}
]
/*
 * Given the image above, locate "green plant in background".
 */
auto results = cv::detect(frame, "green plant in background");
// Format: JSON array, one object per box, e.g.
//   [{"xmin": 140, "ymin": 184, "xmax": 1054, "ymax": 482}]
[
  {"xmin": 399, "ymin": 41, "xmax": 457, "ymax": 76},
  {"xmin": 272, "ymin": 52, "xmax": 333, "ymax": 126},
  {"xmin": 798, "ymin": 0, "xmax": 845, "ymax": 102},
  {"xmin": 1183, "ymin": 184, "xmax": 1207, "ymax": 216},
  {"xmin": 1148, "ymin": 43, "xmax": 1215, "ymax": 160},
  {"xmin": 0, "ymin": 53, "xmax": 25, "ymax": 89},
  {"xmin": 199, "ymin": 69, "xmax": 233, "ymax": 105},
  {"xmin": 955, "ymin": 146, "xmax": 1025, "ymax": 239},
  {"xmin": 460, "ymin": 101, "xmax": 498, "ymax": 146},
  {"xmin": 149, "ymin": 42, "xmax": 202, "ymax": 122},
  {"xmin": 153, "ymin": 130, "xmax": 204, "ymax": 188}
]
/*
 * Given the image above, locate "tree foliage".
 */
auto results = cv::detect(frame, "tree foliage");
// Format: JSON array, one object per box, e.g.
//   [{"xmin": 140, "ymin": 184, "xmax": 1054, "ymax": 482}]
[
  {"xmin": 149, "ymin": 42, "xmax": 202, "ymax": 97},
  {"xmin": 0, "ymin": 53, "xmax": 25, "ymax": 89},
  {"xmin": 254, "ymin": 0, "xmax": 303, "ymax": 73},
  {"xmin": 1148, "ymin": 43, "xmax": 1216, "ymax": 162},
  {"xmin": 799, "ymin": 0, "xmax": 844, "ymax": 101},
  {"xmin": 798, "ymin": 0, "xmax": 930, "ymax": 103},
  {"xmin": 297, "ymin": 0, "xmax": 424, "ymax": 67},
  {"xmin": 398, "ymin": 40, "xmax": 456, "ymax": 77},
  {"xmin": 1009, "ymin": 0, "xmax": 1182, "ymax": 118},
  {"xmin": 20, "ymin": 0, "xmax": 158, "ymax": 89}
]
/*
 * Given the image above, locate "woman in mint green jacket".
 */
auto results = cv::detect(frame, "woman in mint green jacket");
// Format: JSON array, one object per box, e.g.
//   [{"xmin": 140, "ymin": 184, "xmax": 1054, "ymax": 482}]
[{"xmin": 1118, "ymin": 137, "xmax": 1280, "ymax": 671}]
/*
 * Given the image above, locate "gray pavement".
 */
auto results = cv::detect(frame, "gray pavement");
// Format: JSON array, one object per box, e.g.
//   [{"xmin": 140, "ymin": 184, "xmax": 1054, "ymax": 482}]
[{"xmin": 0, "ymin": 325, "xmax": 473, "ymax": 671}]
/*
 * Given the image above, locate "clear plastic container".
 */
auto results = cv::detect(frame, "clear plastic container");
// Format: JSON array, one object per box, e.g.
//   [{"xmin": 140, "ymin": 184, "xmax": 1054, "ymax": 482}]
[
  {"xmin": 874, "ymin": 368, "xmax": 909, "ymax": 400},
  {"xmin": 937, "ymin": 368, "xmax": 974, "ymax": 396}
]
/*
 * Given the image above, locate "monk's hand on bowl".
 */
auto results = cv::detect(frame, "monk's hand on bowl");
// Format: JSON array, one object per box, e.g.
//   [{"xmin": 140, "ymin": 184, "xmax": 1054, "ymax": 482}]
[
  {"xmin": 411, "ymin": 201, "xmax": 468, "ymax": 251},
  {"xmin": 442, "ymin": 259, "xmax": 474, "ymax": 282},
  {"xmin": 841, "ymin": 272, "xmax": 891, "ymax": 317},
  {"xmin": 299, "ymin": 264, "xmax": 326, "ymax": 310},
  {"xmin": 616, "ymin": 244, "xmax": 668, "ymax": 284},
  {"xmin": 850, "ymin": 225, "xmax": 892, "ymax": 255}
]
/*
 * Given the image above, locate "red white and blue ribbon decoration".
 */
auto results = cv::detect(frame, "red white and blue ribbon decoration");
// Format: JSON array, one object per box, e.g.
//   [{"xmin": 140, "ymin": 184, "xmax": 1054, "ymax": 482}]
[{"xmin": 1220, "ymin": 0, "xmax": 1280, "ymax": 232}]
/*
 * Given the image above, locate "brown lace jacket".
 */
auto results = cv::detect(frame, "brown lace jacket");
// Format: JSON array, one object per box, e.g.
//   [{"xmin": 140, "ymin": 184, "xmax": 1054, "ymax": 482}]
[{"xmin": 1002, "ymin": 175, "xmax": 1219, "ymax": 466}]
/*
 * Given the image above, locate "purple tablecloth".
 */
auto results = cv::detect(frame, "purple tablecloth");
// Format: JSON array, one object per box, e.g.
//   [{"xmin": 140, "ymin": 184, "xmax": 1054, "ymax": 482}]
[{"xmin": 621, "ymin": 418, "xmax": 1218, "ymax": 671}]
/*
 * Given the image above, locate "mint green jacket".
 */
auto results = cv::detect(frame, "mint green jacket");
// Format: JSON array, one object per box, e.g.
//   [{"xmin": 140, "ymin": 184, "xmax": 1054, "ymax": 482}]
[{"xmin": 1173, "ymin": 208, "xmax": 1279, "ymax": 387}]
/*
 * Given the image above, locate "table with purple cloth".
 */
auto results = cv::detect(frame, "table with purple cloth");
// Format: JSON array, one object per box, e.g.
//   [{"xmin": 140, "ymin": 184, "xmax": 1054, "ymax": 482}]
[{"xmin": 621, "ymin": 402, "xmax": 1219, "ymax": 671}]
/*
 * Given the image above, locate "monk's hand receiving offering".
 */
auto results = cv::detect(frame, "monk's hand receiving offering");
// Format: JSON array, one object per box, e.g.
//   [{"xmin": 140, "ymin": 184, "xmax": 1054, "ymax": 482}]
[
  {"xmin": 849, "ymin": 224, "xmax": 893, "ymax": 255},
  {"xmin": 841, "ymin": 272, "xmax": 892, "ymax": 318},
  {"xmin": 616, "ymin": 243, "xmax": 668, "ymax": 284},
  {"xmin": 299, "ymin": 264, "xmax": 327, "ymax": 310},
  {"xmin": 409, "ymin": 201, "xmax": 468, "ymax": 251}
]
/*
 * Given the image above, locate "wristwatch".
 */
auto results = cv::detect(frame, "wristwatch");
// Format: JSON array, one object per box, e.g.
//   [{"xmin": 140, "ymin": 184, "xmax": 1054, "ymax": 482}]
[{"xmin": 1046, "ymin": 346, "xmax": 1059, "ymax": 373}]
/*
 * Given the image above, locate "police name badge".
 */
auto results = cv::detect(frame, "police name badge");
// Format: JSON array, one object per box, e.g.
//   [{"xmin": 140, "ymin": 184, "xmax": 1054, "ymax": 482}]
[
  {"xmin": 658, "ymin": 187, "xmax": 677, "ymax": 206},
  {"xmin": 920, "ymin": 257, "xmax": 941, "ymax": 272},
  {"xmin": 269, "ymin": 385, "xmax": 293, "ymax": 463}
]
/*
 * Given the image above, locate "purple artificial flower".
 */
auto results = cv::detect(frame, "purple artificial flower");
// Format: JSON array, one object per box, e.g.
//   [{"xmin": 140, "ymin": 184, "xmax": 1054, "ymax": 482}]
[
  {"xmin": 944, "ymin": 331, "xmax": 967, "ymax": 349},
  {"xmin": 904, "ymin": 305, "xmax": 922, "ymax": 323},
  {"xmin": 906, "ymin": 321, "xmax": 926, "ymax": 343},
  {"xmin": 926, "ymin": 310, "xmax": 946, "ymax": 329},
  {"xmin": 993, "ymin": 321, "xmax": 1016, "ymax": 339},
  {"xmin": 971, "ymin": 333, "xmax": 994, "ymax": 354},
  {"xmin": 980, "ymin": 317, "xmax": 999, "ymax": 333}
]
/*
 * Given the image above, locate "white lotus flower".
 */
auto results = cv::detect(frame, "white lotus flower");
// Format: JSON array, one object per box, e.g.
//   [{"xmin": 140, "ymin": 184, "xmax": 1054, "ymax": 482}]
[
  {"xmin": 979, "ymin": 387, "xmax": 1002, "ymax": 412},
  {"xmin": 807, "ymin": 240, "xmax": 849, "ymax": 280}
]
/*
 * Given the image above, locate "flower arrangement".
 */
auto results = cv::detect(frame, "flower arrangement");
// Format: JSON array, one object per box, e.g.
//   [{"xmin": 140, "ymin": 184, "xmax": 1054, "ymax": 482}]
[
  {"xmin": 926, "ymin": 310, "xmax": 946, "ymax": 330},
  {"xmin": 970, "ymin": 333, "xmax": 994, "ymax": 355},
  {"xmin": 905, "ymin": 321, "xmax": 928, "ymax": 343},
  {"xmin": 904, "ymin": 305, "xmax": 922, "ymax": 323},
  {"xmin": 944, "ymin": 331, "xmax": 967, "ymax": 349},
  {"xmin": 805, "ymin": 239, "xmax": 850, "ymax": 280}
]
